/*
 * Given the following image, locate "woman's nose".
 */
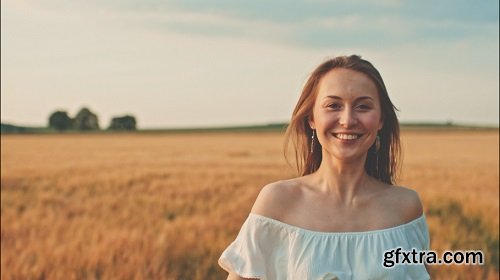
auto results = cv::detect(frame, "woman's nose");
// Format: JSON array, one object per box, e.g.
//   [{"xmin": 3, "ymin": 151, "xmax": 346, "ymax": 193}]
[{"xmin": 339, "ymin": 108, "xmax": 357, "ymax": 127}]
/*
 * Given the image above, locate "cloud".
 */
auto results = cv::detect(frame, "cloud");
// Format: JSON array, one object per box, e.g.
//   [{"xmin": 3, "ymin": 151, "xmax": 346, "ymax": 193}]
[
  {"xmin": 9, "ymin": 0, "xmax": 499, "ymax": 50},
  {"xmin": 133, "ymin": 0, "xmax": 498, "ymax": 24},
  {"xmin": 137, "ymin": 12, "xmax": 497, "ymax": 49}
]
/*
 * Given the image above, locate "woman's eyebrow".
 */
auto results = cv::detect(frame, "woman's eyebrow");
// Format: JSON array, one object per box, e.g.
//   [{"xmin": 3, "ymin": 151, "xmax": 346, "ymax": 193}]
[{"xmin": 323, "ymin": 95, "xmax": 374, "ymax": 101}]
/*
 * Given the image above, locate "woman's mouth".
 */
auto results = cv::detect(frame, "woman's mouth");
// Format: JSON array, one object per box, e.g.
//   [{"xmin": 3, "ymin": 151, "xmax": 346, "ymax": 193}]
[{"xmin": 333, "ymin": 133, "xmax": 362, "ymax": 140}]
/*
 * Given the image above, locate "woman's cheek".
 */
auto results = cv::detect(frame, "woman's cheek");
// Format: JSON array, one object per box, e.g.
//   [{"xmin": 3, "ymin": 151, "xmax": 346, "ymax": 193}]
[{"xmin": 362, "ymin": 113, "xmax": 382, "ymax": 129}]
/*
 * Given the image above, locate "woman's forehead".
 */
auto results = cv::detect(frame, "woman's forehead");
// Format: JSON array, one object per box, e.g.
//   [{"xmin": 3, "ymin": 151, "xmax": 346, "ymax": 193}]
[{"xmin": 317, "ymin": 68, "xmax": 378, "ymax": 100}]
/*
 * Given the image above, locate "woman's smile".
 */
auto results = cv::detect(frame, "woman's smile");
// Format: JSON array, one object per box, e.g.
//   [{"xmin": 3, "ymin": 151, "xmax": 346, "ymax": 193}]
[{"xmin": 332, "ymin": 133, "xmax": 363, "ymax": 141}]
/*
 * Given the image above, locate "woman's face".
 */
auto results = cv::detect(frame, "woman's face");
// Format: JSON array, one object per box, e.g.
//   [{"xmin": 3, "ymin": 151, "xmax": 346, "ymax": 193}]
[{"xmin": 309, "ymin": 68, "xmax": 383, "ymax": 163}]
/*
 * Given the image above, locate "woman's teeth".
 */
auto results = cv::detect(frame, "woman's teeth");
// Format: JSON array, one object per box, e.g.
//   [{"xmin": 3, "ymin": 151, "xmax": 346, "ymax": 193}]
[{"xmin": 334, "ymin": 133, "xmax": 360, "ymax": 140}]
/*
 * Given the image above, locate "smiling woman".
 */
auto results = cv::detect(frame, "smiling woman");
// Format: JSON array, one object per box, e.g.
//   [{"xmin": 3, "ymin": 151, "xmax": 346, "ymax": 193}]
[
  {"xmin": 218, "ymin": 55, "xmax": 429, "ymax": 280},
  {"xmin": 310, "ymin": 68, "xmax": 384, "ymax": 175}
]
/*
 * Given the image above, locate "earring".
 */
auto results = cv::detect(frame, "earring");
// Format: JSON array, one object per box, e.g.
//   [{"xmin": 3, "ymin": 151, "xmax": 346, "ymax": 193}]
[
  {"xmin": 375, "ymin": 135, "xmax": 380, "ymax": 152},
  {"xmin": 310, "ymin": 129, "xmax": 316, "ymax": 154}
]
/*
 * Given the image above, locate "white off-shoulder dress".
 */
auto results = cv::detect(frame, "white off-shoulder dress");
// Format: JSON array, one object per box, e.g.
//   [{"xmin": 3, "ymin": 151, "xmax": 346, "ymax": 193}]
[{"xmin": 219, "ymin": 213, "xmax": 430, "ymax": 280}]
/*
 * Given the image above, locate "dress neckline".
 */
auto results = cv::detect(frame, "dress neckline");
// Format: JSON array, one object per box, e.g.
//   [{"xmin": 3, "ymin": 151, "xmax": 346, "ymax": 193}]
[{"xmin": 248, "ymin": 213, "xmax": 426, "ymax": 236}]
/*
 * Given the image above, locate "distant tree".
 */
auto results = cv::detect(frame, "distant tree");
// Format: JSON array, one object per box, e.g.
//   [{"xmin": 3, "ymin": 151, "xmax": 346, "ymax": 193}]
[
  {"xmin": 48, "ymin": 111, "xmax": 73, "ymax": 131},
  {"xmin": 73, "ymin": 107, "xmax": 100, "ymax": 130},
  {"xmin": 108, "ymin": 115, "xmax": 137, "ymax": 130}
]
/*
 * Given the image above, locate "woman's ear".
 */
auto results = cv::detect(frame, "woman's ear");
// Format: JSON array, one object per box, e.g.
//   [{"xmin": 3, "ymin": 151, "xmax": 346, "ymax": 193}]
[{"xmin": 378, "ymin": 118, "xmax": 383, "ymax": 131}]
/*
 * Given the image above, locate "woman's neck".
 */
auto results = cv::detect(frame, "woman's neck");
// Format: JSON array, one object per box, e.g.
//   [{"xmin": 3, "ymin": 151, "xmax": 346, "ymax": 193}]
[{"xmin": 310, "ymin": 154, "xmax": 370, "ymax": 206}]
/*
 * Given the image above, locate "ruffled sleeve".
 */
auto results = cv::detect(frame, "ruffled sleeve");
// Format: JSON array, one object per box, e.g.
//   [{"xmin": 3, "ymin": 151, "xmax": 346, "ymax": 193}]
[
  {"xmin": 404, "ymin": 215, "xmax": 431, "ymax": 280},
  {"xmin": 413, "ymin": 214, "xmax": 430, "ymax": 251},
  {"xmin": 218, "ymin": 214, "xmax": 287, "ymax": 279}
]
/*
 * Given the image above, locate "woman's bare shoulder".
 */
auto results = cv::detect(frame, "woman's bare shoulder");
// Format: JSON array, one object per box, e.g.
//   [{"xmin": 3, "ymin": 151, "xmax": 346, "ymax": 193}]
[
  {"xmin": 382, "ymin": 185, "xmax": 424, "ymax": 223},
  {"xmin": 250, "ymin": 178, "xmax": 303, "ymax": 220}
]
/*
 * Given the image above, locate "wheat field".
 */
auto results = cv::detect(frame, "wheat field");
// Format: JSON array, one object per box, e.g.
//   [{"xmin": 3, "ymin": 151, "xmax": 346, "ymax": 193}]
[{"xmin": 1, "ymin": 130, "xmax": 498, "ymax": 279}]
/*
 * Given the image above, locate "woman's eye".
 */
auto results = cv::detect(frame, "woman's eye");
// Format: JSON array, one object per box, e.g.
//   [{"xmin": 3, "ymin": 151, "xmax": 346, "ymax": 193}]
[
  {"xmin": 327, "ymin": 103, "xmax": 342, "ymax": 110},
  {"xmin": 356, "ymin": 104, "xmax": 372, "ymax": 110}
]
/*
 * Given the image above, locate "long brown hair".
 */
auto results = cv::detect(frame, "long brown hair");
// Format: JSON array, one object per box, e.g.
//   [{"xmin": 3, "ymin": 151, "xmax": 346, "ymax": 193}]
[{"xmin": 284, "ymin": 55, "xmax": 401, "ymax": 184}]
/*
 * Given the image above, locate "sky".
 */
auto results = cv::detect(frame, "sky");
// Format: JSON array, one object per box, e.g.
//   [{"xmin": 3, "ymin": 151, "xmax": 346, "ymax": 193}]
[{"xmin": 1, "ymin": 0, "xmax": 499, "ymax": 129}]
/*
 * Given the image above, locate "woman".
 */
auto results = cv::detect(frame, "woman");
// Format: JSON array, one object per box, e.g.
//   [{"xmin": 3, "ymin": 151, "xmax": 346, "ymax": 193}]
[{"xmin": 219, "ymin": 55, "xmax": 430, "ymax": 279}]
